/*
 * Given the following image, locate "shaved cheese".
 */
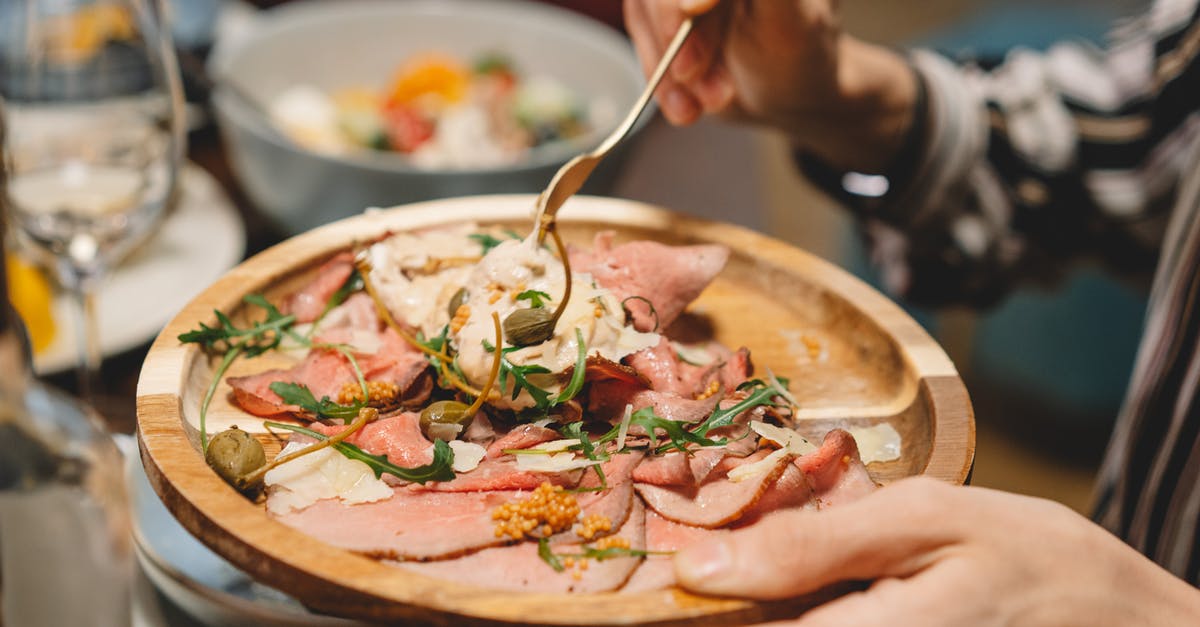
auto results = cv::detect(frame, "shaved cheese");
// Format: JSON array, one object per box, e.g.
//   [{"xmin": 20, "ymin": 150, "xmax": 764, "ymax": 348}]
[
  {"xmin": 750, "ymin": 421, "xmax": 816, "ymax": 456},
  {"xmin": 264, "ymin": 441, "xmax": 392, "ymax": 514},
  {"xmin": 448, "ymin": 440, "xmax": 487, "ymax": 473},
  {"xmin": 532, "ymin": 438, "xmax": 580, "ymax": 453},
  {"xmin": 671, "ymin": 341, "xmax": 714, "ymax": 366},
  {"xmin": 729, "ymin": 421, "xmax": 817, "ymax": 483},
  {"xmin": 846, "ymin": 423, "xmax": 902, "ymax": 464},
  {"xmin": 764, "ymin": 366, "xmax": 801, "ymax": 411},
  {"xmin": 515, "ymin": 452, "xmax": 598, "ymax": 472},
  {"xmin": 615, "ymin": 403, "xmax": 633, "ymax": 451},
  {"xmin": 728, "ymin": 447, "xmax": 789, "ymax": 483}
]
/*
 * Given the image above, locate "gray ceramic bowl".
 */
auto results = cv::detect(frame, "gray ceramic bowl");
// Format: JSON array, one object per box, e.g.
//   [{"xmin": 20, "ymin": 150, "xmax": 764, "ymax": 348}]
[{"xmin": 209, "ymin": 0, "xmax": 648, "ymax": 234}]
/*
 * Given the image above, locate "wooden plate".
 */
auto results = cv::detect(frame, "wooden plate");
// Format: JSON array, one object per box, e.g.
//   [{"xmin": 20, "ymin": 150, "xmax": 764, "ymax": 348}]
[{"xmin": 137, "ymin": 195, "xmax": 974, "ymax": 626}]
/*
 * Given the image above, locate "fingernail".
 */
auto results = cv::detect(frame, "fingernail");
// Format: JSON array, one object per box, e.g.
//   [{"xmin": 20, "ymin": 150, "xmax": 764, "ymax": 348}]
[{"xmin": 675, "ymin": 538, "xmax": 734, "ymax": 582}]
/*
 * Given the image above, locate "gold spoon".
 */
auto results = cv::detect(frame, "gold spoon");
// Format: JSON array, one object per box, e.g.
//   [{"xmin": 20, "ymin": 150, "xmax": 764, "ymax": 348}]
[{"xmin": 531, "ymin": 17, "xmax": 695, "ymax": 244}]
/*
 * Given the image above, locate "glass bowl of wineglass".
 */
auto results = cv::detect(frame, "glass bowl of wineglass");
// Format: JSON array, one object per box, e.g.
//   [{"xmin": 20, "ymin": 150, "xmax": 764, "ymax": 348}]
[{"xmin": 1, "ymin": 0, "xmax": 186, "ymax": 398}]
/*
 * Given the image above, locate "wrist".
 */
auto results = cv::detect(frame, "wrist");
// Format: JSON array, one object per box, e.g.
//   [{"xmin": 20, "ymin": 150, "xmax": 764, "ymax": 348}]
[{"xmin": 794, "ymin": 37, "xmax": 918, "ymax": 173}]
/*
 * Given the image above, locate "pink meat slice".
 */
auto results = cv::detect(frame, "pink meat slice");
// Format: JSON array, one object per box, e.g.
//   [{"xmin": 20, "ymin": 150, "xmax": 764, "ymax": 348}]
[
  {"xmin": 227, "ymin": 327, "xmax": 431, "ymax": 418},
  {"xmin": 572, "ymin": 232, "xmax": 730, "ymax": 332},
  {"xmin": 312, "ymin": 412, "xmax": 433, "ymax": 468},
  {"xmin": 397, "ymin": 500, "xmax": 647, "ymax": 594},
  {"xmin": 621, "ymin": 509, "xmax": 728, "ymax": 593},
  {"xmin": 284, "ymin": 252, "xmax": 355, "ymax": 324},
  {"xmin": 272, "ymin": 489, "xmax": 520, "ymax": 560},
  {"xmin": 414, "ymin": 457, "xmax": 582, "ymax": 492},
  {"xmin": 634, "ymin": 449, "xmax": 790, "ymax": 528},
  {"xmin": 588, "ymin": 380, "xmax": 719, "ymax": 425},
  {"xmin": 485, "ymin": 424, "xmax": 561, "ymax": 459},
  {"xmin": 798, "ymin": 429, "xmax": 879, "ymax": 509},
  {"xmin": 631, "ymin": 448, "xmax": 726, "ymax": 487},
  {"xmin": 228, "ymin": 349, "xmax": 358, "ymax": 418},
  {"xmin": 550, "ymin": 451, "xmax": 643, "ymax": 543},
  {"xmin": 624, "ymin": 338, "xmax": 754, "ymax": 399}
]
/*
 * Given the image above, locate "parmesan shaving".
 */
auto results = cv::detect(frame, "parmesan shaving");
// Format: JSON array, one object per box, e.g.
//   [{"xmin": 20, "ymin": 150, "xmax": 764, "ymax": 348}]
[
  {"xmin": 750, "ymin": 420, "xmax": 816, "ymax": 456},
  {"xmin": 448, "ymin": 440, "xmax": 487, "ymax": 472},
  {"xmin": 515, "ymin": 452, "xmax": 598, "ymax": 473},
  {"xmin": 615, "ymin": 403, "xmax": 633, "ymax": 451},
  {"xmin": 671, "ymin": 341, "xmax": 714, "ymax": 366},
  {"xmin": 846, "ymin": 423, "xmax": 902, "ymax": 464},
  {"xmin": 264, "ymin": 441, "xmax": 392, "ymax": 514},
  {"xmin": 764, "ymin": 366, "xmax": 801, "ymax": 412},
  {"xmin": 728, "ymin": 447, "xmax": 789, "ymax": 483}
]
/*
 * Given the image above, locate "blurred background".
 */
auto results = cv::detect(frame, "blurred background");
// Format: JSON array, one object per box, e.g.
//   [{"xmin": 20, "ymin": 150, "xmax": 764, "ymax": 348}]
[{"xmin": 1, "ymin": 0, "xmax": 1155, "ymax": 621}]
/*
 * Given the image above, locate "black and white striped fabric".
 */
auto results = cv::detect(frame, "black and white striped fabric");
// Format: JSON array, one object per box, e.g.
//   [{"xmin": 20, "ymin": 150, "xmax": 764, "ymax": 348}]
[{"xmin": 836, "ymin": 0, "xmax": 1200, "ymax": 584}]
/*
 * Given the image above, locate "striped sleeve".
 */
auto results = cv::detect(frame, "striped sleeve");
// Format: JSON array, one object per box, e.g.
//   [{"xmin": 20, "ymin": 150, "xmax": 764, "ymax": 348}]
[{"xmin": 845, "ymin": 0, "xmax": 1200, "ymax": 307}]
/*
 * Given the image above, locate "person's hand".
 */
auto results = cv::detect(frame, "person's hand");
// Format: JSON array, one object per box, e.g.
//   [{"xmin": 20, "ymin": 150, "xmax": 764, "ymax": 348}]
[
  {"xmin": 624, "ymin": 0, "xmax": 917, "ymax": 172},
  {"xmin": 673, "ymin": 477, "xmax": 1200, "ymax": 626}
]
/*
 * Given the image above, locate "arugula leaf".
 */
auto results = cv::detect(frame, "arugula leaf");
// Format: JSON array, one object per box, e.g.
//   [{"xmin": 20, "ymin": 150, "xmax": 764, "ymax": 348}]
[
  {"xmin": 484, "ymin": 339, "xmax": 553, "ymax": 408},
  {"xmin": 620, "ymin": 295, "xmax": 660, "ymax": 331},
  {"xmin": 538, "ymin": 537, "xmax": 565, "ymax": 572},
  {"xmin": 268, "ymin": 381, "xmax": 362, "ymax": 423},
  {"xmin": 537, "ymin": 541, "xmax": 672, "ymax": 571},
  {"xmin": 263, "ymin": 421, "xmax": 456, "ymax": 483},
  {"xmin": 628, "ymin": 408, "xmax": 725, "ymax": 454},
  {"xmin": 515, "ymin": 289, "xmax": 552, "ymax": 309},
  {"xmin": 693, "ymin": 380, "xmax": 787, "ymax": 438},
  {"xmin": 552, "ymin": 329, "xmax": 588, "ymax": 405},
  {"xmin": 179, "ymin": 294, "xmax": 297, "ymax": 356}
]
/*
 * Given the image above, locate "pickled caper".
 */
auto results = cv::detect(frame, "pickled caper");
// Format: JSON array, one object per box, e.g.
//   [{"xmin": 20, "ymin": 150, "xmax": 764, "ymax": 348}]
[
  {"xmin": 420, "ymin": 399, "xmax": 474, "ymax": 441},
  {"xmin": 205, "ymin": 427, "xmax": 266, "ymax": 489},
  {"xmin": 446, "ymin": 287, "xmax": 468, "ymax": 319},
  {"xmin": 503, "ymin": 307, "xmax": 555, "ymax": 346}
]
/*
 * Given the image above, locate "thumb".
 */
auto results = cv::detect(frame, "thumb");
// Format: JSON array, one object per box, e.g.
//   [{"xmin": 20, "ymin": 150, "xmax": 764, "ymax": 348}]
[{"xmin": 673, "ymin": 477, "xmax": 964, "ymax": 599}]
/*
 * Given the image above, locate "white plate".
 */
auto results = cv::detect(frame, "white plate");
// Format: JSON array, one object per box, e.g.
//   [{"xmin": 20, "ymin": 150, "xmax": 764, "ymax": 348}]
[{"xmin": 33, "ymin": 164, "xmax": 245, "ymax": 374}]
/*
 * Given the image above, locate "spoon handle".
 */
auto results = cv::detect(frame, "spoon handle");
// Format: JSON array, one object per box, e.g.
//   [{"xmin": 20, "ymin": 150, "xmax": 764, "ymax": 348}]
[{"xmin": 532, "ymin": 17, "xmax": 694, "ymax": 243}]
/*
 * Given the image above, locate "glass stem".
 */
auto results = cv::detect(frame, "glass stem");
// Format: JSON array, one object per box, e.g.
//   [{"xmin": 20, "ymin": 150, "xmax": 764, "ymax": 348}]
[{"xmin": 71, "ymin": 284, "xmax": 102, "ymax": 402}]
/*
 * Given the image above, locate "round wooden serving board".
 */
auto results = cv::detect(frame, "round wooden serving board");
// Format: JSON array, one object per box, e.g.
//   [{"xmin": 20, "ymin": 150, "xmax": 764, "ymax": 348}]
[{"xmin": 137, "ymin": 195, "xmax": 974, "ymax": 626}]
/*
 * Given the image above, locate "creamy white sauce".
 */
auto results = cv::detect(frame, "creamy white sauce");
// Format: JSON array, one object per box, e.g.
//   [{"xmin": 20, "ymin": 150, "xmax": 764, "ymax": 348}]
[
  {"xmin": 453, "ymin": 237, "xmax": 659, "ymax": 410},
  {"xmin": 366, "ymin": 223, "xmax": 484, "ymax": 337},
  {"xmin": 264, "ymin": 441, "xmax": 393, "ymax": 514}
]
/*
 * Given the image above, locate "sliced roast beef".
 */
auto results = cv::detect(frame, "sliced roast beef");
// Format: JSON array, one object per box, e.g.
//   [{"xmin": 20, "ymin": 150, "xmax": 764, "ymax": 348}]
[
  {"xmin": 572, "ymin": 232, "xmax": 730, "ymax": 332},
  {"xmin": 284, "ymin": 252, "xmax": 356, "ymax": 324},
  {"xmin": 634, "ymin": 449, "xmax": 790, "ymax": 528},
  {"xmin": 414, "ymin": 457, "xmax": 582, "ymax": 492},
  {"xmin": 485, "ymin": 424, "xmax": 561, "ymax": 459},
  {"xmin": 312, "ymin": 412, "xmax": 433, "ymax": 468},
  {"xmin": 227, "ymin": 327, "xmax": 431, "ymax": 418},
  {"xmin": 799, "ymin": 429, "xmax": 879, "ymax": 508},
  {"xmin": 624, "ymin": 338, "xmax": 754, "ymax": 400},
  {"xmin": 588, "ymin": 380, "xmax": 720, "ymax": 425},
  {"xmin": 631, "ymin": 448, "xmax": 726, "ymax": 487},
  {"xmin": 621, "ymin": 509, "xmax": 728, "ymax": 592},
  {"xmin": 551, "ymin": 451, "xmax": 643, "ymax": 543},
  {"xmin": 398, "ymin": 500, "xmax": 647, "ymax": 594},
  {"xmin": 732, "ymin": 463, "xmax": 816, "ymax": 528},
  {"xmin": 272, "ymin": 489, "xmax": 520, "ymax": 560}
]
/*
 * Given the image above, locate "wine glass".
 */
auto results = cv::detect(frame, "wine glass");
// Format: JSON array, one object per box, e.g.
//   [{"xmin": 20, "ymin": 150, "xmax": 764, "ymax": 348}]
[{"xmin": 0, "ymin": 0, "xmax": 186, "ymax": 399}]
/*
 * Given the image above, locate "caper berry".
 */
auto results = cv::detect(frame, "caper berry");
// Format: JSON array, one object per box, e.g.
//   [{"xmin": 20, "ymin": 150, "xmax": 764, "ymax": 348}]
[
  {"xmin": 205, "ymin": 427, "xmax": 266, "ymax": 489},
  {"xmin": 503, "ymin": 307, "xmax": 555, "ymax": 346},
  {"xmin": 447, "ymin": 287, "xmax": 468, "ymax": 319},
  {"xmin": 420, "ymin": 400, "xmax": 474, "ymax": 441}
]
